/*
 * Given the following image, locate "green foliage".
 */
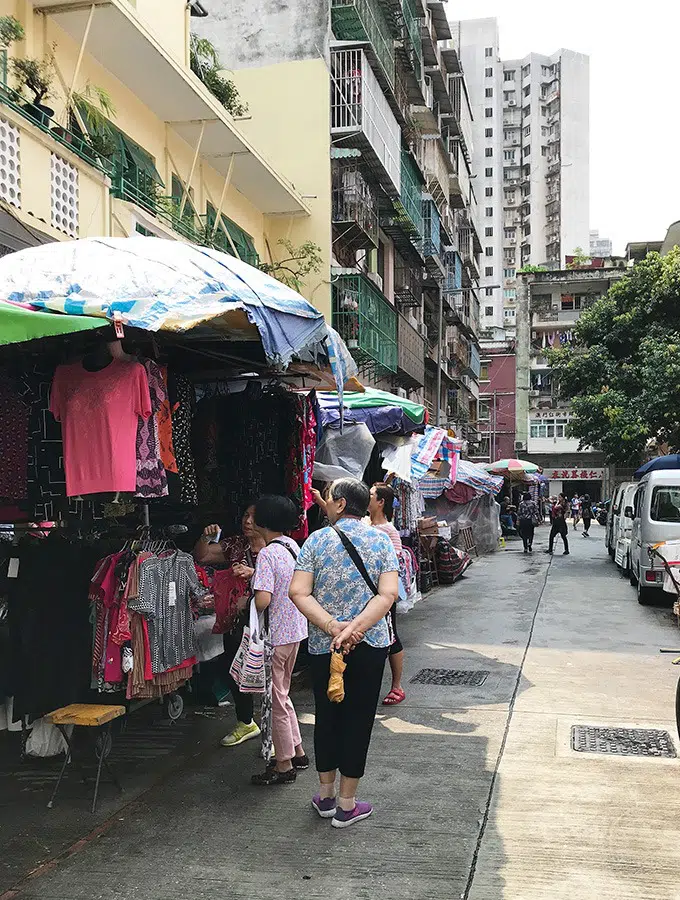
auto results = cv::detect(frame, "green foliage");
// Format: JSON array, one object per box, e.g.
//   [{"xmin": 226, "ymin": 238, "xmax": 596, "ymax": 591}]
[
  {"xmin": 259, "ymin": 240, "xmax": 322, "ymax": 293},
  {"xmin": 10, "ymin": 55, "xmax": 54, "ymax": 104},
  {"xmin": 0, "ymin": 16, "xmax": 24, "ymax": 49},
  {"xmin": 548, "ymin": 248, "xmax": 680, "ymax": 464},
  {"xmin": 518, "ymin": 264, "xmax": 547, "ymax": 273},
  {"xmin": 190, "ymin": 34, "xmax": 247, "ymax": 117},
  {"xmin": 72, "ymin": 83, "xmax": 118, "ymax": 157},
  {"xmin": 567, "ymin": 246, "xmax": 591, "ymax": 269}
]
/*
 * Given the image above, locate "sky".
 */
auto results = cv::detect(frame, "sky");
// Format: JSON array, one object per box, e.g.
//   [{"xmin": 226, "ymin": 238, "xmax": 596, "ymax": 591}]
[{"xmin": 452, "ymin": 0, "xmax": 680, "ymax": 255}]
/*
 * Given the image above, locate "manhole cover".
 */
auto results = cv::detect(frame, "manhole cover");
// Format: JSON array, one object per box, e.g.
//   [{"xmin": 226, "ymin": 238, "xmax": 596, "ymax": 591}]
[
  {"xmin": 410, "ymin": 669, "xmax": 490, "ymax": 686},
  {"xmin": 571, "ymin": 725, "xmax": 677, "ymax": 758}
]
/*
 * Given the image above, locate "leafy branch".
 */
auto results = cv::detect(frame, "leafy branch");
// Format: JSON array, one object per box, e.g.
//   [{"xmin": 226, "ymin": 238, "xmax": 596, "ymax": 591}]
[
  {"xmin": 190, "ymin": 34, "xmax": 247, "ymax": 118},
  {"xmin": 259, "ymin": 239, "xmax": 322, "ymax": 293}
]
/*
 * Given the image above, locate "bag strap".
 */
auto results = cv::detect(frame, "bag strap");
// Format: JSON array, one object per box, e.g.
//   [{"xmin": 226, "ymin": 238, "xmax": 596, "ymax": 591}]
[
  {"xmin": 331, "ymin": 525, "xmax": 379, "ymax": 596},
  {"xmin": 268, "ymin": 538, "xmax": 299, "ymax": 561}
]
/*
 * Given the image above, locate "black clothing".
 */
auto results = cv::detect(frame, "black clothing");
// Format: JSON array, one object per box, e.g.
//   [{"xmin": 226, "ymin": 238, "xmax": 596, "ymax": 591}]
[
  {"xmin": 389, "ymin": 603, "xmax": 402, "ymax": 655},
  {"xmin": 518, "ymin": 520, "xmax": 535, "ymax": 551},
  {"xmin": 548, "ymin": 518, "xmax": 569, "ymax": 553},
  {"xmin": 309, "ymin": 643, "xmax": 388, "ymax": 778},
  {"xmin": 221, "ymin": 625, "xmax": 254, "ymax": 725}
]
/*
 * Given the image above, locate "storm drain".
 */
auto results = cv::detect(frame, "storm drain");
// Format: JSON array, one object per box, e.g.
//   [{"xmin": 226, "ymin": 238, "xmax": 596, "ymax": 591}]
[
  {"xmin": 410, "ymin": 668, "xmax": 490, "ymax": 686},
  {"xmin": 571, "ymin": 725, "xmax": 677, "ymax": 758}
]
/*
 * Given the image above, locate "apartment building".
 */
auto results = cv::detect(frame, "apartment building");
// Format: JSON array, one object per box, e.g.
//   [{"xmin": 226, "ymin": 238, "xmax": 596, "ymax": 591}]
[
  {"xmin": 515, "ymin": 265, "xmax": 624, "ymax": 499},
  {"xmin": 0, "ymin": 1, "xmax": 323, "ymax": 301},
  {"xmin": 199, "ymin": 0, "xmax": 483, "ymax": 435}
]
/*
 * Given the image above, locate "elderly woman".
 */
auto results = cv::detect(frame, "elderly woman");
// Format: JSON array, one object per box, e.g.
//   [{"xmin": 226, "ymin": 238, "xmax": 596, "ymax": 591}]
[
  {"xmin": 193, "ymin": 504, "xmax": 264, "ymax": 748},
  {"xmin": 290, "ymin": 477, "xmax": 399, "ymax": 829}
]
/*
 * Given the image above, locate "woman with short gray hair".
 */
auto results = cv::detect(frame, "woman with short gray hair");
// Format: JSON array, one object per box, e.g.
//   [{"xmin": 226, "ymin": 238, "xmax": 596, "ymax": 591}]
[{"xmin": 290, "ymin": 477, "xmax": 399, "ymax": 828}]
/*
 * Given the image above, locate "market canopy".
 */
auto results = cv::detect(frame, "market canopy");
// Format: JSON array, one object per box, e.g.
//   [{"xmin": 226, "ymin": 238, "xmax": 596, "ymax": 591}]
[
  {"xmin": 0, "ymin": 301, "xmax": 108, "ymax": 346},
  {"xmin": 0, "ymin": 237, "xmax": 342, "ymax": 372},
  {"xmin": 484, "ymin": 458, "xmax": 541, "ymax": 479},
  {"xmin": 316, "ymin": 388, "xmax": 426, "ymax": 424}
]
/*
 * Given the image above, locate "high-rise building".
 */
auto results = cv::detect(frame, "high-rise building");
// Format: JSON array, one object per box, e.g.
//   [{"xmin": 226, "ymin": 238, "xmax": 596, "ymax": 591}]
[
  {"xmin": 589, "ymin": 230, "xmax": 613, "ymax": 258},
  {"xmin": 198, "ymin": 0, "xmax": 483, "ymax": 436},
  {"xmin": 458, "ymin": 18, "xmax": 589, "ymax": 460}
]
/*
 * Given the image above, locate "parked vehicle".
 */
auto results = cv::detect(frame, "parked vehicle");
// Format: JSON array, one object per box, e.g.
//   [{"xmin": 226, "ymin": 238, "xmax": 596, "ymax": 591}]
[
  {"xmin": 611, "ymin": 484, "xmax": 637, "ymax": 573},
  {"xmin": 628, "ymin": 470, "xmax": 680, "ymax": 604}
]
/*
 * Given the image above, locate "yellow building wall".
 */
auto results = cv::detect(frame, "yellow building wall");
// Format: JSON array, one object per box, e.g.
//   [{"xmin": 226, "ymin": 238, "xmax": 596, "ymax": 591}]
[
  {"xmin": 232, "ymin": 59, "xmax": 332, "ymax": 319},
  {"xmin": 133, "ymin": 0, "xmax": 188, "ymax": 66}
]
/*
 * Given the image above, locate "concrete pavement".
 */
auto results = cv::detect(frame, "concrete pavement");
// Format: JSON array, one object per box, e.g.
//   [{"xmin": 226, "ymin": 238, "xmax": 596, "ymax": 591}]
[{"xmin": 3, "ymin": 522, "xmax": 680, "ymax": 899}]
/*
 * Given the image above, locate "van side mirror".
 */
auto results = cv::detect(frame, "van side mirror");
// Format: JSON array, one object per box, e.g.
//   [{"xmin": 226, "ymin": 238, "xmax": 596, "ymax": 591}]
[{"xmin": 624, "ymin": 506, "xmax": 634, "ymax": 519}]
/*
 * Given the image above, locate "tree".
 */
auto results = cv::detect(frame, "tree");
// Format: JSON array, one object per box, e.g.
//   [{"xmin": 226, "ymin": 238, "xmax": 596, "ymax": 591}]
[
  {"xmin": 548, "ymin": 248, "xmax": 680, "ymax": 464},
  {"xmin": 259, "ymin": 239, "xmax": 322, "ymax": 293},
  {"xmin": 567, "ymin": 246, "xmax": 591, "ymax": 269},
  {"xmin": 190, "ymin": 35, "xmax": 247, "ymax": 118}
]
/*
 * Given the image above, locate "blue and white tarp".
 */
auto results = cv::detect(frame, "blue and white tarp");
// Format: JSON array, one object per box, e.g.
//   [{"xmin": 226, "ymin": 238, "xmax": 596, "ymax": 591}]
[{"xmin": 0, "ymin": 236, "xmax": 337, "ymax": 371}]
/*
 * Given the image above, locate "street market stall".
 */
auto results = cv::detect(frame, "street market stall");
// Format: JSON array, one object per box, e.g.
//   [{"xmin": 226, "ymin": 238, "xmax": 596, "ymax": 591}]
[{"xmin": 0, "ymin": 237, "xmax": 356, "ymax": 758}]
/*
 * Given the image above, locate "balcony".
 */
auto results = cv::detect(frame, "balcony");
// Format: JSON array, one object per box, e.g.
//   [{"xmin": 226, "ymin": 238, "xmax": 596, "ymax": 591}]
[
  {"xmin": 401, "ymin": 0, "xmax": 424, "ymax": 83},
  {"xmin": 381, "ymin": 148, "xmax": 425, "ymax": 250},
  {"xmin": 397, "ymin": 313, "xmax": 426, "ymax": 387},
  {"xmin": 422, "ymin": 197, "xmax": 444, "ymax": 277},
  {"xmin": 332, "ymin": 273, "xmax": 398, "ymax": 373},
  {"xmin": 34, "ymin": 0, "xmax": 307, "ymax": 215},
  {"xmin": 331, "ymin": 160, "xmax": 379, "ymax": 251},
  {"xmin": 331, "ymin": 0, "xmax": 396, "ymax": 89},
  {"xmin": 532, "ymin": 308, "xmax": 579, "ymax": 328},
  {"xmin": 330, "ymin": 48, "xmax": 401, "ymax": 195},
  {"xmin": 422, "ymin": 137, "xmax": 452, "ymax": 210},
  {"xmin": 394, "ymin": 257, "xmax": 423, "ymax": 309}
]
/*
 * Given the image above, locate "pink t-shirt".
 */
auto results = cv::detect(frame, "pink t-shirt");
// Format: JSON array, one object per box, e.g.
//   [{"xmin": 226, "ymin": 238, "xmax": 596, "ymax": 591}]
[
  {"xmin": 50, "ymin": 359, "xmax": 151, "ymax": 496},
  {"xmin": 374, "ymin": 522, "xmax": 403, "ymax": 553}
]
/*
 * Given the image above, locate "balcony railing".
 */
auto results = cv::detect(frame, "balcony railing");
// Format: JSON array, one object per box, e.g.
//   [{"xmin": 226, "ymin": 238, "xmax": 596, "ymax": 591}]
[
  {"xmin": 332, "ymin": 273, "xmax": 398, "ymax": 372},
  {"xmin": 381, "ymin": 148, "xmax": 424, "ymax": 245},
  {"xmin": 422, "ymin": 197, "xmax": 441, "ymax": 259},
  {"xmin": 330, "ymin": 48, "xmax": 401, "ymax": 194},
  {"xmin": 0, "ymin": 82, "xmax": 113, "ymax": 178},
  {"xmin": 401, "ymin": 0, "xmax": 424, "ymax": 82},
  {"xmin": 394, "ymin": 258, "xmax": 423, "ymax": 308},
  {"xmin": 397, "ymin": 313, "xmax": 426, "ymax": 387},
  {"xmin": 331, "ymin": 0, "xmax": 395, "ymax": 88},
  {"xmin": 331, "ymin": 160, "xmax": 379, "ymax": 250}
]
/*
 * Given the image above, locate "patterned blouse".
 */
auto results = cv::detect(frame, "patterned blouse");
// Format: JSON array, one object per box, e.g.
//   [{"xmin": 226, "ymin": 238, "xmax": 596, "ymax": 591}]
[{"xmin": 295, "ymin": 518, "xmax": 399, "ymax": 655}]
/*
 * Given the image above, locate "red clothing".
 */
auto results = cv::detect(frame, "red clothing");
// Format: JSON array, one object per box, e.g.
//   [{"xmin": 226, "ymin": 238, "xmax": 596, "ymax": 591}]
[{"xmin": 50, "ymin": 359, "xmax": 151, "ymax": 496}]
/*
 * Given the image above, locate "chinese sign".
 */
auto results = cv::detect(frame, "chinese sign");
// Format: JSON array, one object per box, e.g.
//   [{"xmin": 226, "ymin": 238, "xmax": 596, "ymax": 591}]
[{"xmin": 548, "ymin": 469, "xmax": 604, "ymax": 481}]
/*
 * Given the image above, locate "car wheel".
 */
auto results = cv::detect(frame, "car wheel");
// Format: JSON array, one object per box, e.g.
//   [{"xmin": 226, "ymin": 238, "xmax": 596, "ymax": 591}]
[
  {"xmin": 629, "ymin": 564, "xmax": 638, "ymax": 586},
  {"xmin": 608, "ymin": 545, "xmax": 615, "ymax": 559}
]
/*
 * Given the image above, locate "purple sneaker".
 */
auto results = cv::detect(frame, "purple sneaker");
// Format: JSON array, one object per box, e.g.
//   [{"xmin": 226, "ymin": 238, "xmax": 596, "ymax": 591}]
[
  {"xmin": 312, "ymin": 794, "xmax": 337, "ymax": 818},
  {"xmin": 331, "ymin": 801, "xmax": 373, "ymax": 829}
]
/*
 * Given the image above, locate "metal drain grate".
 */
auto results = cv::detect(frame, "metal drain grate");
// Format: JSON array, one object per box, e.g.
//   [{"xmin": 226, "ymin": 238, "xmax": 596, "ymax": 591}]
[
  {"xmin": 410, "ymin": 669, "xmax": 490, "ymax": 686},
  {"xmin": 571, "ymin": 725, "xmax": 677, "ymax": 758}
]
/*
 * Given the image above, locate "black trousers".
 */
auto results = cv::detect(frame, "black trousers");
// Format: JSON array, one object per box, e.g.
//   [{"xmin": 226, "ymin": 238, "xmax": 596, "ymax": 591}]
[
  {"xmin": 517, "ymin": 519, "xmax": 535, "ymax": 550},
  {"xmin": 309, "ymin": 643, "xmax": 388, "ymax": 779},
  {"xmin": 582, "ymin": 516, "xmax": 592, "ymax": 533},
  {"xmin": 548, "ymin": 518, "xmax": 569, "ymax": 552},
  {"xmin": 222, "ymin": 626, "xmax": 254, "ymax": 725},
  {"xmin": 389, "ymin": 604, "xmax": 403, "ymax": 656}
]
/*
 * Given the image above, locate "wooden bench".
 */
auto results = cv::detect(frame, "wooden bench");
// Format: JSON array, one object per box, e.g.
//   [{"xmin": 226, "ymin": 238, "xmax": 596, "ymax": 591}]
[
  {"xmin": 45, "ymin": 704, "xmax": 126, "ymax": 812},
  {"xmin": 459, "ymin": 525, "xmax": 478, "ymax": 558}
]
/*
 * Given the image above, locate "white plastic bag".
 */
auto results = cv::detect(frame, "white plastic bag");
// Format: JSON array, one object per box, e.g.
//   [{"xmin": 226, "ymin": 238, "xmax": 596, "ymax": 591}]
[{"xmin": 25, "ymin": 719, "xmax": 70, "ymax": 758}]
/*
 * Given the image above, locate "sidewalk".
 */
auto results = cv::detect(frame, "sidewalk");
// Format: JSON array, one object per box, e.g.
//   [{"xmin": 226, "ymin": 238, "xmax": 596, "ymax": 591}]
[{"xmin": 4, "ymin": 524, "xmax": 680, "ymax": 899}]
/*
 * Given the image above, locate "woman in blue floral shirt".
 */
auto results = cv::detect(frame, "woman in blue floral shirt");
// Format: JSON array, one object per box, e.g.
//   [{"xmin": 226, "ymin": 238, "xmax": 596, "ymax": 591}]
[{"xmin": 290, "ymin": 478, "xmax": 399, "ymax": 829}]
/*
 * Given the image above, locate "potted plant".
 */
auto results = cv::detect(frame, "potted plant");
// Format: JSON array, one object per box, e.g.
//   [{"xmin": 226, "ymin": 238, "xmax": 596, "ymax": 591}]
[
  {"xmin": 11, "ymin": 55, "xmax": 55, "ymax": 125},
  {"xmin": 65, "ymin": 83, "xmax": 118, "ymax": 164},
  {"xmin": 0, "ymin": 15, "xmax": 24, "ymax": 50}
]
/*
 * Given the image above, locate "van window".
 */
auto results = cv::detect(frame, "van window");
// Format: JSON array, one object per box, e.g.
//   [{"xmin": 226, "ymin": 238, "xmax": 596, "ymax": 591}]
[
  {"xmin": 633, "ymin": 487, "xmax": 644, "ymax": 517},
  {"xmin": 613, "ymin": 486, "xmax": 624, "ymax": 515},
  {"xmin": 650, "ymin": 486, "xmax": 680, "ymax": 522}
]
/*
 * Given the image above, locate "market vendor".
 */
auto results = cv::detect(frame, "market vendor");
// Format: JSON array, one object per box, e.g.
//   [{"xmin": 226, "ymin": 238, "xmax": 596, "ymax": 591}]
[{"xmin": 193, "ymin": 505, "xmax": 265, "ymax": 749}]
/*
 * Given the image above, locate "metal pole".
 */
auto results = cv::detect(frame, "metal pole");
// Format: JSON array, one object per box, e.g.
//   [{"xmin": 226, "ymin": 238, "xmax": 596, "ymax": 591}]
[
  {"xmin": 492, "ymin": 388, "xmax": 497, "ymax": 462},
  {"xmin": 435, "ymin": 289, "xmax": 443, "ymax": 426}
]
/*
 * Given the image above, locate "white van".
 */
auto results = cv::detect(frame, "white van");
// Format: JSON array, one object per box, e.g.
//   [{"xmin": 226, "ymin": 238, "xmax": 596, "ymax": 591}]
[
  {"xmin": 605, "ymin": 481, "xmax": 635, "ymax": 557},
  {"xmin": 628, "ymin": 470, "xmax": 680, "ymax": 603},
  {"xmin": 612, "ymin": 483, "xmax": 637, "ymax": 573}
]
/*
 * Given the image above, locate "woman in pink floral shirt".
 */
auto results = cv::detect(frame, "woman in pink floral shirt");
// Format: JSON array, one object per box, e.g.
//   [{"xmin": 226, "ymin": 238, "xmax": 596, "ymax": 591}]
[{"xmin": 250, "ymin": 495, "xmax": 308, "ymax": 786}]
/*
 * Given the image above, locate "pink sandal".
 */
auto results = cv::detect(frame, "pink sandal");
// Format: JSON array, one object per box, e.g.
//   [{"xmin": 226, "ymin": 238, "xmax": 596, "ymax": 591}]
[{"xmin": 382, "ymin": 688, "xmax": 406, "ymax": 706}]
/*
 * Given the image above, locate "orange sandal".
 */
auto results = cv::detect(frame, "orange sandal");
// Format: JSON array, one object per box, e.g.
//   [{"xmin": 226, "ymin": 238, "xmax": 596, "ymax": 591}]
[{"xmin": 382, "ymin": 688, "xmax": 406, "ymax": 706}]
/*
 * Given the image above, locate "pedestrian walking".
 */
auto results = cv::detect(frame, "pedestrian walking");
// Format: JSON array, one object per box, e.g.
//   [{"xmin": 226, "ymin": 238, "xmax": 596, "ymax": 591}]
[
  {"xmin": 571, "ymin": 494, "xmax": 581, "ymax": 531},
  {"xmin": 581, "ymin": 494, "xmax": 593, "ymax": 537},
  {"xmin": 546, "ymin": 493, "xmax": 570, "ymax": 555},
  {"xmin": 367, "ymin": 482, "xmax": 406, "ymax": 706},
  {"xmin": 249, "ymin": 495, "xmax": 309, "ymax": 786},
  {"xmin": 517, "ymin": 491, "xmax": 540, "ymax": 553},
  {"xmin": 289, "ymin": 477, "xmax": 399, "ymax": 828}
]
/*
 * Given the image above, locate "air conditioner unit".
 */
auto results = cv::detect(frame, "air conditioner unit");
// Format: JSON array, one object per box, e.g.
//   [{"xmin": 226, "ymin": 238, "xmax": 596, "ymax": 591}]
[
  {"xmin": 514, "ymin": 440, "xmax": 526, "ymax": 452},
  {"xmin": 367, "ymin": 272, "xmax": 383, "ymax": 291},
  {"xmin": 417, "ymin": 322, "xmax": 428, "ymax": 338},
  {"xmin": 396, "ymin": 388, "xmax": 408, "ymax": 399},
  {"xmin": 529, "ymin": 389, "xmax": 539, "ymax": 397},
  {"xmin": 509, "ymin": 238, "xmax": 516, "ymax": 244},
  {"xmin": 508, "ymin": 100, "xmax": 517, "ymax": 106}
]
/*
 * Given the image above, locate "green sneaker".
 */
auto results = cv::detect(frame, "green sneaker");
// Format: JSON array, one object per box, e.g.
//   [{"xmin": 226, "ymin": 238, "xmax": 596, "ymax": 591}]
[{"xmin": 220, "ymin": 721, "xmax": 261, "ymax": 747}]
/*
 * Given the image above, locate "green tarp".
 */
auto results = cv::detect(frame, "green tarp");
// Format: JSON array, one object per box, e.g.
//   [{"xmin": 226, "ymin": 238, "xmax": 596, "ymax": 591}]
[
  {"xmin": 319, "ymin": 387, "xmax": 426, "ymax": 424},
  {"xmin": 0, "ymin": 304, "xmax": 107, "ymax": 346}
]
